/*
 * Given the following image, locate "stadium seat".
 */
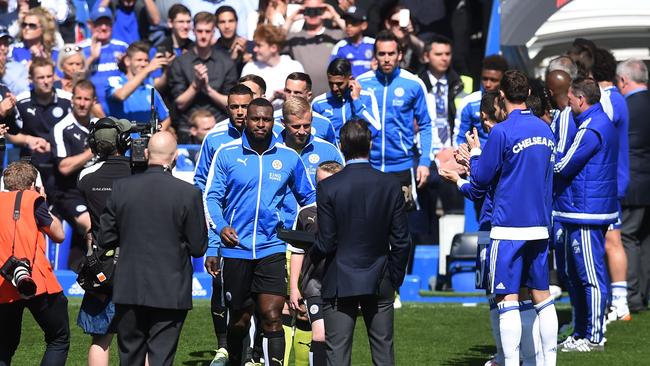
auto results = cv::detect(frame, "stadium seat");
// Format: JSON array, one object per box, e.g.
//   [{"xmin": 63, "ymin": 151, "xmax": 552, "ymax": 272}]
[
  {"xmin": 399, "ymin": 275, "xmax": 421, "ymax": 301},
  {"xmin": 446, "ymin": 233, "xmax": 481, "ymax": 293},
  {"xmin": 411, "ymin": 245, "xmax": 439, "ymax": 290}
]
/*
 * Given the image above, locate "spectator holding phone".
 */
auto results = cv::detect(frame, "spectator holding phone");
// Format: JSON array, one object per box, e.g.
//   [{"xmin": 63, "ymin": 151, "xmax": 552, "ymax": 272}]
[
  {"xmin": 383, "ymin": 5, "xmax": 425, "ymax": 73},
  {"xmin": 106, "ymin": 41, "xmax": 171, "ymax": 129},
  {"xmin": 285, "ymin": 0, "xmax": 345, "ymax": 96}
]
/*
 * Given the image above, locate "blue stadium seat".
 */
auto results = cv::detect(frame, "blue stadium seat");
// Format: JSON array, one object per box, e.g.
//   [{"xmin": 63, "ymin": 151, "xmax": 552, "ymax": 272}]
[
  {"xmin": 47, "ymin": 221, "xmax": 74, "ymax": 270},
  {"xmin": 447, "ymin": 233, "xmax": 481, "ymax": 293},
  {"xmin": 411, "ymin": 245, "xmax": 439, "ymax": 290},
  {"xmin": 399, "ymin": 275, "xmax": 421, "ymax": 301}
]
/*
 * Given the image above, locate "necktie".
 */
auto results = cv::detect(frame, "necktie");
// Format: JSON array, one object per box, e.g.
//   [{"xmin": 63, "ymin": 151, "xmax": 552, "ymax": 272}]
[{"xmin": 436, "ymin": 81, "xmax": 449, "ymax": 143}]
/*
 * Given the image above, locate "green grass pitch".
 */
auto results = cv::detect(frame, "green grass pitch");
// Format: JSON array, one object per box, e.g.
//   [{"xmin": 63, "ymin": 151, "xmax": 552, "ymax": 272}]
[{"xmin": 11, "ymin": 299, "xmax": 650, "ymax": 365}]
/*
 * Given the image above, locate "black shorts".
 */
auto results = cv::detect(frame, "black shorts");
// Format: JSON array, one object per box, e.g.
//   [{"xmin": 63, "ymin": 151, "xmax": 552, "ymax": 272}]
[
  {"xmin": 305, "ymin": 296, "xmax": 324, "ymax": 323},
  {"xmin": 52, "ymin": 191, "xmax": 88, "ymax": 222},
  {"xmin": 222, "ymin": 253, "xmax": 287, "ymax": 310}
]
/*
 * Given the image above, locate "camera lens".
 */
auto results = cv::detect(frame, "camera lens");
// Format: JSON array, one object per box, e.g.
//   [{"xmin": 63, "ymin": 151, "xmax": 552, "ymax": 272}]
[{"xmin": 14, "ymin": 266, "xmax": 36, "ymax": 298}]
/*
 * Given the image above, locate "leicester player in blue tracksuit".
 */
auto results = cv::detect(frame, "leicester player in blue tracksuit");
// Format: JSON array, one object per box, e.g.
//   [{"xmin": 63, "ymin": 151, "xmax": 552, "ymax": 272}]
[
  {"xmin": 204, "ymin": 98, "xmax": 315, "ymax": 365},
  {"xmin": 357, "ymin": 31, "xmax": 435, "ymax": 203},
  {"xmin": 554, "ymin": 78, "xmax": 618, "ymax": 352},
  {"xmin": 312, "ymin": 58, "xmax": 380, "ymax": 145},
  {"xmin": 468, "ymin": 71, "xmax": 557, "ymax": 366},
  {"xmin": 278, "ymin": 97, "xmax": 344, "ymax": 227},
  {"xmin": 193, "ymin": 84, "xmax": 254, "ymax": 362}
]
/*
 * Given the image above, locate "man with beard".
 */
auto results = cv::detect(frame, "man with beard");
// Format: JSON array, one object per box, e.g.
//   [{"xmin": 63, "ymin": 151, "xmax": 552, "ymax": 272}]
[{"xmin": 204, "ymin": 98, "xmax": 315, "ymax": 366}]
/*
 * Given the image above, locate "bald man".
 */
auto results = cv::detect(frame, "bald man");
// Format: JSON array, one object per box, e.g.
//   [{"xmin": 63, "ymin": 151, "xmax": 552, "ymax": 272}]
[
  {"xmin": 99, "ymin": 130, "xmax": 208, "ymax": 366},
  {"xmin": 547, "ymin": 70, "xmax": 576, "ymax": 160}
]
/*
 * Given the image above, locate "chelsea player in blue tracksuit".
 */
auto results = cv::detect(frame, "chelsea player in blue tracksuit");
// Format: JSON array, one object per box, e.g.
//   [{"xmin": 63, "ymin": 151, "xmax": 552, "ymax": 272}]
[
  {"xmin": 468, "ymin": 71, "xmax": 557, "ymax": 366},
  {"xmin": 204, "ymin": 98, "xmax": 316, "ymax": 366},
  {"xmin": 357, "ymin": 31, "xmax": 435, "ymax": 201},
  {"xmin": 594, "ymin": 47, "xmax": 632, "ymax": 321},
  {"xmin": 554, "ymin": 78, "xmax": 618, "ymax": 352}
]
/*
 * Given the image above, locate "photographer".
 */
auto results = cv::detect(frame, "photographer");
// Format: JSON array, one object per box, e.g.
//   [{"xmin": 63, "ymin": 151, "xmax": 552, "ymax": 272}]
[
  {"xmin": 0, "ymin": 161, "xmax": 68, "ymax": 366},
  {"xmin": 76, "ymin": 116, "xmax": 134, "ymax": 366}
]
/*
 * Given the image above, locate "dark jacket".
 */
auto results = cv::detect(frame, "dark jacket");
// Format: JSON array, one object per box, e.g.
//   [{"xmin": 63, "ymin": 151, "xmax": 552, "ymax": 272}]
[
  {"xmin": 418, "ymin": 68, "xmax": 464, "ymax": 134},
  {"xmin": 311, "ymin": 162, "xmax": 411, "ymax": 299},
  {"xmin": 99, "ymin": 165, "xmax": 207, "ymax": 310},
  {"xmin": 623, "ymin": 89, "xmax": 650, "ymax": 206}
]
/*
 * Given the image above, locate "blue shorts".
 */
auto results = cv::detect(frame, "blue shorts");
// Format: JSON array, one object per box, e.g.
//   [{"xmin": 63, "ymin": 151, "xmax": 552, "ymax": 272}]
[
  {"xmin": 608, "ymin": 201, "xmax": 622, "ymax": 231},
  {"xmin": 476, "ymin": 231, "xmax": 490, "ymax": 291},
  {"xmin": 488, "ymin": 239, "xmax": 550, "ymax": 295}
]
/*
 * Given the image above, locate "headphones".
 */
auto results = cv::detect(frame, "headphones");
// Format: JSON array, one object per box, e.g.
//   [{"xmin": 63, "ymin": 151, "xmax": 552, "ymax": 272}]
[{"xmin": 88, "ymin": 117, "xmax": 132, "ymax": 155}]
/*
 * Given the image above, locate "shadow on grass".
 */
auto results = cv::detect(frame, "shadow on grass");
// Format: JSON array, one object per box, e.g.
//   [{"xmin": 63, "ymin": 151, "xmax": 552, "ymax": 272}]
[
  {"xmin": 181, "ymin": 350, "xmax": 215, "ymax": 366},
  {"xmin": 441, "ymin": 344, "xmax": 495, "ymax": 366}
]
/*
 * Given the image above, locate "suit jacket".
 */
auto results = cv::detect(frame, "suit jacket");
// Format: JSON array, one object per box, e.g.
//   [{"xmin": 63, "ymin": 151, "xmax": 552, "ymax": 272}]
[
  {"xmin": 419, "ymin": 67, "xmax": 464, "ymax": 134},
  {"xmin": 99, "ymin": 165, "xmax": 207, "ymax": 310},
  {"xmin": 623, "ymin": 89, "xmax": 650, "ymax": 206},
  {"xmin": 311, "ymin": 162, "xmax": 411, "ymax": 299}
]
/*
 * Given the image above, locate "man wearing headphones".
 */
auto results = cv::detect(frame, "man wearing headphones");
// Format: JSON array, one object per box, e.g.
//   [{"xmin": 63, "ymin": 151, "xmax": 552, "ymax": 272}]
[{"xmin": 76, "ymin": 114, "xmax": 133, "ymax": 366}]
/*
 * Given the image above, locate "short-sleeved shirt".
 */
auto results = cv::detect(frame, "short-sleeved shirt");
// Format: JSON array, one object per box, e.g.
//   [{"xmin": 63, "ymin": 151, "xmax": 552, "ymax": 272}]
[
  {"xmin": 106, "ymin": 73, "xmax": 169, "ymax": 124},
  {"xmin": 8, "ymin": 42, "xmax": 60, "ymax": 67},
  {"xmin": 79, "ymin": 38, "xmax": 129, "ymax": 112},
  {"xmin": 10, "ymin": 89, "xmax": 72, "ymax": 164},
  {"xmin": 78, "ymin": 156, "xmax": 133, "ymax": 242},
  {"xmin": 168, "ymin": 48, "xmax": 238, "ymax": 133},
  {"xmin": 49, "ymin": 113, "xmax": 93, "ymax": 192},
  {"xmin": 329, "ymin": 37, "xmax": 375, "ymax": 78}
]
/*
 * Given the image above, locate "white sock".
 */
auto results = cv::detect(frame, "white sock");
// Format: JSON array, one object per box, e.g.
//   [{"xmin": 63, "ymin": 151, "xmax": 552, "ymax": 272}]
[
  {"xmin": 519, "ymin": 300, "xmax": 541, "ymax": 366},
  {"xmin": 611, "ymin": 281, "xmax": 628, "ymax": 306},
  {"xmin": 535, "ymin": 296, "xmax": 558, "ymax": 366},
  {"xmin": 498, "ymin": 301, "xmax": 521, "ymax": 366},
  {"xmin": 489, "ymin": 297, "xmax": 505, "ymax": 365}
]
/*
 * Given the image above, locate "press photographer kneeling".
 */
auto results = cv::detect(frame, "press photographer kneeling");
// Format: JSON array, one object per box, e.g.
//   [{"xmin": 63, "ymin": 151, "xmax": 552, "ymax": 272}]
[{"xmin": 0, "ymin": 161, "xmax": 68, "ymax": 365}]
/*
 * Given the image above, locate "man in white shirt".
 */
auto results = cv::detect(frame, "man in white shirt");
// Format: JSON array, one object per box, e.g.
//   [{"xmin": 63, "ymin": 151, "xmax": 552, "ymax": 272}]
[{"xmin": 241, "ymin": 24, "xmax": 303, "ymax": 107}]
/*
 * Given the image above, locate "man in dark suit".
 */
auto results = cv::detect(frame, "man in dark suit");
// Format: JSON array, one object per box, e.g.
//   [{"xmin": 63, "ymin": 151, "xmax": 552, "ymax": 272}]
[
  {"xmin": 99, "ymin": 131, "xmax": 208, "ymax": 365},
  {"xmin": 310, "ymin": 118, "xmax": 411, "ymax": 366},
  {"xmin": 617, "ymin": 58, "xmax": 650, "ymax": 312}
]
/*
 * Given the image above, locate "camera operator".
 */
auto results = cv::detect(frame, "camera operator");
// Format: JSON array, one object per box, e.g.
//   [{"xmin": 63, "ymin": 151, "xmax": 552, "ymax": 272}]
[
  {"xmin": 76, "ymin": 116, "xmax": 134, "ymax": 366},
  {"xmin": 99, "ymin": 131, "xmax": 207, "ymax": 365},
  {"xmin": 0, "ymin": 161, "xmax": 68, "ymax": 366}
]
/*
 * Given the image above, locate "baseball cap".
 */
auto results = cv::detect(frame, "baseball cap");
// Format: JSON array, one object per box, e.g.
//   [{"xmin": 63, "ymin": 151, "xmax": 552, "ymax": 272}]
[
  {"xmin": 90, "ymin": 6, "xmax": 113, "ymax": 22},
  {"xmin": 343, "ymin": 6, "xmax": 368, "ymax": 22},
  {"xmin": 0, "ymin": 25, "xmax": 13, "ymax": 42},
  {"xmin": 92, "ymin": 117, "xmax": 132, "ymax": 146}
]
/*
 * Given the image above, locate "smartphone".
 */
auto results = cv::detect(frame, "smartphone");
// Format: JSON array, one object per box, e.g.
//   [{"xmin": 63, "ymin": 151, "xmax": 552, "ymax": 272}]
[{"xmin": 398, "ymin": 8, "xmax": 410, "ymax": 28}]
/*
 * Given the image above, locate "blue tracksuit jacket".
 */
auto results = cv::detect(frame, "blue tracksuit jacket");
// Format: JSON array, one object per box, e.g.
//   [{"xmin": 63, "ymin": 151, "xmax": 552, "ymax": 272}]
[
  {"xmin": 311, "ymin": 89, "xmax": 380, "ymax": 144},
  {"xmin": 601, "ymin": 86, "xmax": 630, "ymax": 199},
  {"xmin": 553, "ymin": 103, "xmax": 618, "ymax": 226},
  {"xmin": 204, "ymin": 132, "xmax": 316, "ymax": 259},
  {"xmin": 357, "ymin": 67, "xmax": 435, "ymax": 172}
]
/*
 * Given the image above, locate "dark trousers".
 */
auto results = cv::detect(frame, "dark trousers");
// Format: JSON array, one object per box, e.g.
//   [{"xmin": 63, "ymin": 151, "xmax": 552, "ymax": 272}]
[
  {"xmin": 0, "ymin": 292, "xmax": 70, "ymax": 366},
  {"xmin": 322, "ymin": 275, "xmax": 395, "ymax": 366},
  {"xmin": 114, "ymin": 304, "xmax": 188, "ymax": 366},
  {"xmin": 621, "ymin": 206, "xmax": 650, "ymax": 310}
]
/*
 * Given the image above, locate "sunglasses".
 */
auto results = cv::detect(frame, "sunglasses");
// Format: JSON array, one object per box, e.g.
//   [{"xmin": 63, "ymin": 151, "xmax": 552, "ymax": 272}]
[
  {"xmin": 63, "ymin": 45, "xmax": 82, "ymax": 53},
  {"xmin": 21, "ymin": 22, "xmax": 40, "ymax": 30}
]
